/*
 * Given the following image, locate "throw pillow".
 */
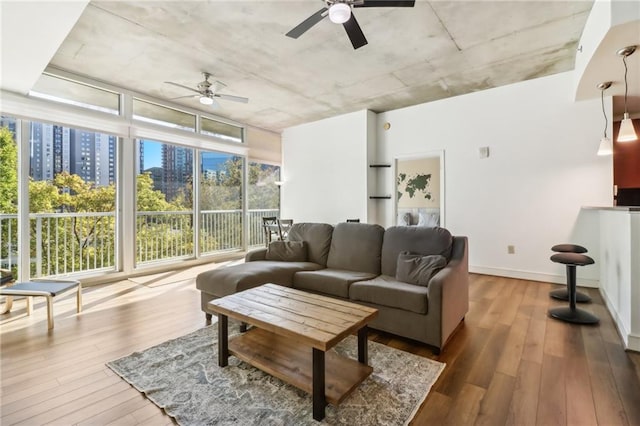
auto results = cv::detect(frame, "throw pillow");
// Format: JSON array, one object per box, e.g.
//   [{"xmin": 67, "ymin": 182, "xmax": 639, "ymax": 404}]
[
  {"xmin": 265, "ymin": 241, "xmax": 307, "ymax": 262},
  {"xmin": 417, "ymin": 211, "xmax": 439, "ymax": 227},
  {"xmin": 397, "ymin": 212, "xmax": 412, "ymax": 226},
  {"xmin": 395, "ymin": 251, "xmax": 447, "ymax": 286}
]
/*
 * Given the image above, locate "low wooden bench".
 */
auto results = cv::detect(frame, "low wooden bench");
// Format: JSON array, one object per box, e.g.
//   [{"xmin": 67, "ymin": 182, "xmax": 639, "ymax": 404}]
[{"xmin": 0, "ymin": 280, "xmax": 82, "ymax": 329}]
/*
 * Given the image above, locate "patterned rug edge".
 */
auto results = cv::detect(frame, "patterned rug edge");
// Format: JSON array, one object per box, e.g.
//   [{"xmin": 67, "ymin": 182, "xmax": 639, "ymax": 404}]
[{"xmin": 106, "ymin": 325, "xmax": 445, "ymax": 425}]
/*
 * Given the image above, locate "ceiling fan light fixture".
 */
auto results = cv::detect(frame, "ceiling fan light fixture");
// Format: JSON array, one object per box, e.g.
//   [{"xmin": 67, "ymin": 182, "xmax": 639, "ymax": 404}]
[
  {"xmin": 329, "ymin": 3, "xmax": 351, "ymax": 24},
  {"xmin": 199, "ymin": 96, "xmax": 214, "ymax": 105}
]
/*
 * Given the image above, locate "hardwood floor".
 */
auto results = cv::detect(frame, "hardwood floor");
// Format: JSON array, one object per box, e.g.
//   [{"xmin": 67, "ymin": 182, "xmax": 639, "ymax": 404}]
[
  {"xmin": 405, "ymin": 274, "xmax": 640, "ymax": 426},
  {"xmin": 1, "ymin": 271, "xmax": 639, "ymax": 425}
]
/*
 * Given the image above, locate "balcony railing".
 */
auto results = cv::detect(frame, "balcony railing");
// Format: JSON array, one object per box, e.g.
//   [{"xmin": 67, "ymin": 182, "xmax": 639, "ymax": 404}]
[
  {"xmin": 137, "ymin": 210, "xmax": 194, "ymax": 264},
  {"xmin": 0, "ymin": 208, "xmax": 279, "ymax": 279},
  {"xmin": 0, "ymin": 214, "xmax": 18, "ymax": 273}
]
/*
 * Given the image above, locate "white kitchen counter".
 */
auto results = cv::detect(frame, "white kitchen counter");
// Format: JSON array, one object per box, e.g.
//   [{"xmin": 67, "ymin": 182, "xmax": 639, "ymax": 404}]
[{"xmin": 583, "ymin": 206, "xmax": 640, "ymax": 352}]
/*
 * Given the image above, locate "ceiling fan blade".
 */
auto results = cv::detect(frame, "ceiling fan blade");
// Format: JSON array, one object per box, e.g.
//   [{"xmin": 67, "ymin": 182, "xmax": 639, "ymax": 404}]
[
  {"xmin": 165, "ymin": 81, "xmax": 201, "ymax": 94},
  {"xmin": 215, "ymin": 94, "xmax": 249, "ymax": 104},
  {"xmin": 212, "ymin": 80, "xmax": 227, "ymax": 92},
  {"xmin": 355, "ymin": 0, "xmax": 415, "ymax": 7},
  {"xmin": 286, "ymin": 7, "xmax": 328, "ymax": 39},
  {"xmin": 343, "ymin": 14, "xmax": 368, "ymax": 50},
  {"xmin": 170, "ymin": 95, "xmax": 199, "ymax": 100}
]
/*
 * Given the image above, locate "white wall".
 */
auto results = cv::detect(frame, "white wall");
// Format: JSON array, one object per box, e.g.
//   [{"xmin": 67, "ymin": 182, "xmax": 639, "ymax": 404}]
[
  {"xmin": 280, "ymin": 72, "xmax": 612, "ymax": 286},
  {"xmin": 377, "ymin": 72, "xmax": 612, "ymax": 286},
  {"xmin": 281, "ymin": 110, "xmax": 371, "ymax": 223},
  {"xmin": 245, "ymin": 126, "xmax": 281, "ymax": 164}
]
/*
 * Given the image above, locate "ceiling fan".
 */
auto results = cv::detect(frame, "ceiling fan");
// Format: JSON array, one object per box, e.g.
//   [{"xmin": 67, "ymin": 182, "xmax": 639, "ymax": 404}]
[
  {"xmin": 286, "ymin": 0, "xmax": 415, "ymax": 50},
  {"xmin": 164, "ymin": 72, "xmax": 249, "ymax": 108}
]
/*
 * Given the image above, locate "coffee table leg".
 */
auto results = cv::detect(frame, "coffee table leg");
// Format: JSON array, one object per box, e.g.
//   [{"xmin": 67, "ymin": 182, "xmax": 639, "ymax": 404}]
[
  {"xmin": 312, "ymin": 348, "xmax": 326, "ymax": 421},
  {"xmin": 218, "ymin": 314, "xmax": 228, "ymax": 367},
  {"xmin": 358, "ymin": 326, "xmax": 369, "ymax": 364}
]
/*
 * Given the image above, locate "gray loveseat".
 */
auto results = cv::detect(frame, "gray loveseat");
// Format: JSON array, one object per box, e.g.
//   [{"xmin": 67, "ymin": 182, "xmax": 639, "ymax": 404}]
[{"xmin": 196, "ymin": 222, "xmax": 469, "ymax": 352}]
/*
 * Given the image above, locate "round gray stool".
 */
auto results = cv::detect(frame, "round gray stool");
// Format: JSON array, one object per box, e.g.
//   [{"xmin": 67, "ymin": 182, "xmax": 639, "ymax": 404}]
[
  {"xmin": 549, "ymin": 244, "xmax": 591, "ymax": 303},
  {"xmin": 548, "ymin": 252, "xmax": 599, "ymax": 324}
]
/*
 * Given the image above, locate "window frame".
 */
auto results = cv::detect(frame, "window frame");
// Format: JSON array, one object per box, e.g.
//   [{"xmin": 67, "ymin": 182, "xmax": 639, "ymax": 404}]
[{"xmin": 1, "ymin": 68, "xmax": 273, "ymax": 281}]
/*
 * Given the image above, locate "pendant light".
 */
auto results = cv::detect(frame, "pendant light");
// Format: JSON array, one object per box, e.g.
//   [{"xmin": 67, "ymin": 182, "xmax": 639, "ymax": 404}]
[
  {"xmin": 597, "ymin": 82, "xmax": 613, "ymax": 156},
  {"xmin": 616, "ymin": 45, "xmax": 637, "ymax": 142}
]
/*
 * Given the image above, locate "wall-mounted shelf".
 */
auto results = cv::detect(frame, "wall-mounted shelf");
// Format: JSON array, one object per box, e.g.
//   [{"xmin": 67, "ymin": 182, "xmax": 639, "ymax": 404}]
[
  {"xmin": 369, "ymin": 196, "xmax": 391, "ymax": 199},
  {"xmin": 369, "ymin": 164, "xmax": 391, "ymax": 168}
]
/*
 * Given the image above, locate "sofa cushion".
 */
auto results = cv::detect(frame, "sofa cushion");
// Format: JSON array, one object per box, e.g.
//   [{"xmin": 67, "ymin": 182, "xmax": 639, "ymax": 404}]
[
  {"xmin": 293, "ymin": 269, "xmax": 377, "ymax": 299},
  {"xmin": 196, "ymin": 261, "xmax": 323, "ymax": 298},
  {"xmin": 349, "ymin": 274, "xmax": 429, "ymax": 314},
  {"xmin": 396, "ymin": 252, "xmax": 447, "ymax": 286},
  {"xmin": 287, "ymin": 223, "xmax": 334, "ymax": 267},
  {"xmin": 326, "ymin": 223, "xmax": 385, "ymax": 274},
  {"xmin": 381, "ymin": 226, "xmax": 453, "ymax": 277},
  {"xmin": 265, "ymin": 241, "xmax": 307, "ymax": 262}
]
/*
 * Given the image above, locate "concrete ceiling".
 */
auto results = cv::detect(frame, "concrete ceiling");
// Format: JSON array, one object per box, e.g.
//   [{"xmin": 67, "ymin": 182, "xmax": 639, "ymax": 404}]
[{"xmin": 47, "ymin": 0, "xmax": 595, "ymax": 133}]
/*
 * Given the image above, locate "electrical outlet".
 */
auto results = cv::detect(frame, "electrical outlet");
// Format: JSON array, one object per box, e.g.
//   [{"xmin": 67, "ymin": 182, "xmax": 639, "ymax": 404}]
[{"xmin": 508, "ymin": 245, "xmax": 515, "ymax": 254}]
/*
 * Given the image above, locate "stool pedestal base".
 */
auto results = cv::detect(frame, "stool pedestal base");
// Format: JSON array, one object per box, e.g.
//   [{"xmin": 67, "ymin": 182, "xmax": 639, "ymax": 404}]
[
  {"xmin": 548, "ymin": 307, "xmax": 599, "ymax": 324},
  {"xmin": 549, "ymin": 289, "xmax": 591, "ymax": 303}
]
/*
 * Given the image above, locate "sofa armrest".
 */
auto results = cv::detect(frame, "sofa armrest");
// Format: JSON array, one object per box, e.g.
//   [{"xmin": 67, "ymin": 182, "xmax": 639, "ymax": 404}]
[
  {"xmin": 427, "ymin": 236, "xmax": 469, "ymax": 348},
  {"xmin": 245, "ymin": 248, "xmax": 267, "ymax": 262}
]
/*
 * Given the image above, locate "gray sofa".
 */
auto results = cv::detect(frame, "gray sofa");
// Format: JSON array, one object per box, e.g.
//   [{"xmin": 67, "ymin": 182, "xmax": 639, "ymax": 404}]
[{"xmin": 196, "ymin": 222, "xmax": 469, "ymax": 352}]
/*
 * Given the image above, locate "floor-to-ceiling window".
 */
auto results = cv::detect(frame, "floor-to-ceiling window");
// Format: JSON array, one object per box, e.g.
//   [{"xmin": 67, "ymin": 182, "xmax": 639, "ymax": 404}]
[
  {"xmin": 136, "ymin": 139, "xmax": 194, "ymax": 264},
  {"xmin": 28, "ymin": 121, "xmax": 118, "ymax": 277},
  {"xmin": 1, "ymin": 70, "xmax": 278, "ymax": 280},
  {"xmin": 199, "ymin": 151, "xmax": 244, "ymax": 254}
]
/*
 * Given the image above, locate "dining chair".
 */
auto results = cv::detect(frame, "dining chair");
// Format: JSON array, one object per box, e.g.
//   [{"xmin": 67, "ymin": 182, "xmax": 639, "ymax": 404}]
[
  {"xmin": 262, "ymin": 216, "xmax": 279, "ymax": 247},
  {"xmin": 277, "ymin": 219, "xmax": 294, "ymax": 240}
]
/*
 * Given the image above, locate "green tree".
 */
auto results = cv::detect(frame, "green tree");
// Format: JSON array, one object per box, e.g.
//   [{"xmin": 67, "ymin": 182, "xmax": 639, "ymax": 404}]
[
  {"xmin": 0, "ymin": 126, "xmax": 18, "ymax": 214},
  {"xmin": 199, "ymin": 158, "xmax": 280, "ymax": 211},
  {"xmin": 248, "ymin": 163, "xmax": 280, "ymax": 210},
  {"xmin": 28, "ymin": 179, "xmax": 60, "ymax": 212},
  {"xmin": 0, "ymin": 126, "xmax": 19, "ymax": 277},
  {"xmin": 200, "ymin": 156, "xmax": 243, "ymax": 211},
  {"xmin": 135, "ymin": 172, "xmax": 193, "ymax": 262},
  {"xmin": 54, "ymin": 172, "xmax": 115, "ymax": 213},
  {"xmin": 136, "ymin": 172, "xmax": 174, "ymax": 211}
]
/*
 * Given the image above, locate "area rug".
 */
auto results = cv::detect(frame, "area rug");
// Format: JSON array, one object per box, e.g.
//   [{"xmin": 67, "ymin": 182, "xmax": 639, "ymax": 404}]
[{"xmin": 107, "ymin": 325, "xmax": 445, "ymax": 425}]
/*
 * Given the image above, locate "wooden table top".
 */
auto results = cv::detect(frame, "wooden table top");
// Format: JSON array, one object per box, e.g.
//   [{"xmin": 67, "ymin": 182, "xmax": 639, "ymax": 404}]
[{"xmin": 208, "ymin": 283, "xmax": 378, "ymax": 351}]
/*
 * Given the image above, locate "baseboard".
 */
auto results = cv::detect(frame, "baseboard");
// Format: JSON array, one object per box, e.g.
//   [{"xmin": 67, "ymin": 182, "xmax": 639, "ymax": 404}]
[
  {"xmin": 627, "ymin": 334, "xmax": 640, "ymax": 353},
  {"xmin": 598, "ymin": 287, "xmax": 639, "ymax": 351},
  {"xmin": 469, "ymin": 265, "xmax": 599, "ymax": 288}
]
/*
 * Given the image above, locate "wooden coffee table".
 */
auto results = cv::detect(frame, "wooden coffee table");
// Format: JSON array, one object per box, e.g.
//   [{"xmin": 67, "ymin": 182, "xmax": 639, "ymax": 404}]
[{"xmin": 208, "ymin": 283, "xmax": 378, "ymax": 421}]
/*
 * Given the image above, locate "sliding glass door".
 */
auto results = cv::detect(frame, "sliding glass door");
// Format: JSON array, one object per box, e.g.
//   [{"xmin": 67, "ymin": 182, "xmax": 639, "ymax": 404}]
[
  {"xmin": 136, "ymin": 139, "xmax": 194, "ymax": 264},
  {"xmin": 199, "ymin": 151, "xmax": 243, "ymax": 254}
]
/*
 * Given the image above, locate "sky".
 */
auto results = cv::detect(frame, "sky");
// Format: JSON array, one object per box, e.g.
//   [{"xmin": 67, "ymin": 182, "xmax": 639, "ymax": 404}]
[{"xmin": 142, "ymin": 140, "xmax": 162, "ymax": 169}]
